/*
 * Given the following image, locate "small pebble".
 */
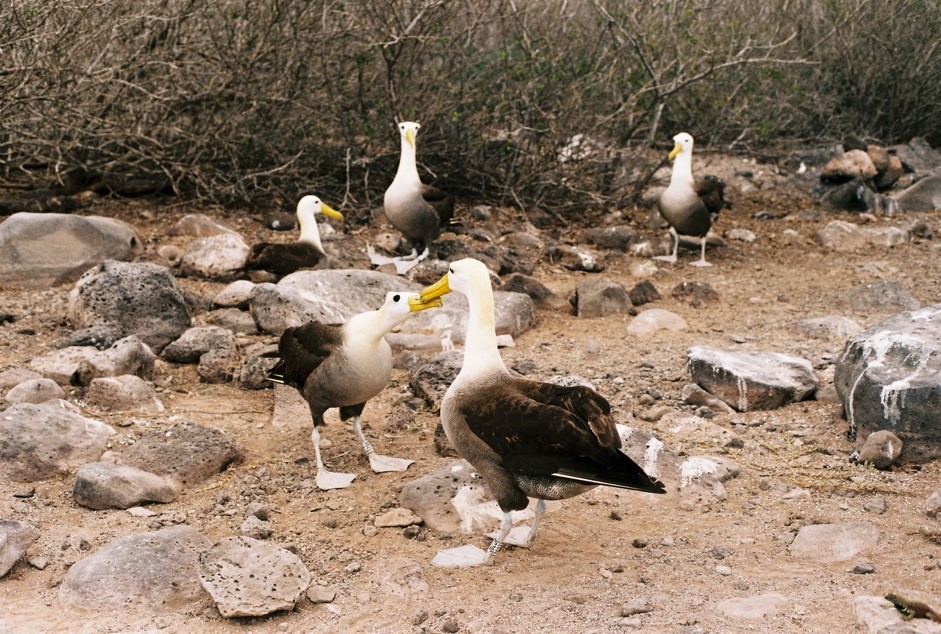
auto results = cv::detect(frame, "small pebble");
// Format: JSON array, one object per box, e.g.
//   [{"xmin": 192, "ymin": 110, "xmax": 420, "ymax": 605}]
[
  {"xmin": 12, "ymin": 487, "xmax": 35, "ymax": 499},
  {"xmin": 851, "ymin": 562, "xmax": 875, "ymax": 574},
  {"xmin": 362, "ymin": 525, "xmax": 378, "ymax": 537},
  {"xmin": 412, "ymin": 610, "xmax": 429, "ymax": 625},
  {"xmin": 344, "ymin": 561, "xmax": 361, "ymax": 573},
  {"xmin": 441, "ymin": 617, "xmax": 460, "ymax": 633},
  {"xmin": 715, "ymin": 565, "xmax": 732, "ymax": 575},
  {"xmin": 402, "ymin": 525, "xmax": 421, "ymax": 539},
  {"xmin": 631, "ymin": 538, "xmax": 648, "ymax": 549},
  {"xmin": 621, "ymin": 598, "xmax": 653, "ymax": 616},
  {"xmin": 307, "ymin": 586, "xmax": 337, "ymax": 604},
  {"xmin": 27, "ymin": 556, "xmax": 48, "ymax": 570},
  {"xmin": 610, "ymin": 510, "xmax": 623, "ymax": 521}
]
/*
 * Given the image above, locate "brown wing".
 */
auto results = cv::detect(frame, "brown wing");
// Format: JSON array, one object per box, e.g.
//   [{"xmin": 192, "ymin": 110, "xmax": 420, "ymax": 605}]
[
  {"xmin": 245, "ymin": 243, "xmax": 323, "ymax": 275},
  {"xmin": 695, "ymin": 175, "xmax": 727, "ymax": 218},
  {"xmin": 420, "ymin": 184, "xmax": 454, "ymax": 229},
  {"xmin": 459, "ymin": 377, "xmax": 664, "ymax": 493},
  {"xmin": 270, "ymin": 322, "xmax": 342, "ymax": 389}
]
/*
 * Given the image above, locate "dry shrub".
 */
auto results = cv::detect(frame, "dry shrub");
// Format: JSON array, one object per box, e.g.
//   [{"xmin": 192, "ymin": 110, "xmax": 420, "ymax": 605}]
[{"xmin": 1, "ymin": 0, "xmax": 939, "ymax": 217}]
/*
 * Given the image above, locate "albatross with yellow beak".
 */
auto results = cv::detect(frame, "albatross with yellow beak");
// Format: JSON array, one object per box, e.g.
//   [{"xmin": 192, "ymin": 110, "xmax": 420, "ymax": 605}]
[
  {"xmin": 656, "ymin": 132, "xmax": 726, "ymax": 267},
  {"xmin": 267, "ymin": 290, "xmax": 442, "ymax": 489},
  {"xmin": 245, "ymin": 195, "xmax": 344, "ymax": 277},
  {"xmin": 419, "ymin": 258, "xmax": 666, "ymax": 566}
]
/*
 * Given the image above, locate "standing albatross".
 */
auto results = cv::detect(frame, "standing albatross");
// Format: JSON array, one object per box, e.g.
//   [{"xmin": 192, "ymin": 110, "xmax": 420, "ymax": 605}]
[
  {"xmin": 267, "ymin": 291, "xmax": 442, "ymax": 489},
  {"xmin": 656, "ymin": 132, "xmax": 726, "ymax": 267},
  {"xmin": 245, "ymin": 195, "xmax": 343, "ymax": 277},
  {"xmin": 376, "ymin": 122, "xmax": 454, "ymax": 273},
  {"xmin": 419, "ymin": 258, "xmax": 666, "ymax": 566}
]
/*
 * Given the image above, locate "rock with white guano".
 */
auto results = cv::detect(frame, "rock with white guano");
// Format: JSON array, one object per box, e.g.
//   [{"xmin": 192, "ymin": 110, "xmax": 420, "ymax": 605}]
[
  {"xmin": 59, "ymin": 525, "xmax": 211, "ymax": 611},
  {"xmin": 0, "ymin": 519, "xmax": 40, "ymax": 577},
  {"xmin": 68, "ymin": 260, "xmax": 192, "ymax": 353},
  {"xmin": 678, "ymin": 455, "xmax": 740, "ymax": 510},
  {"xmin": 789, "ymin": 522, "xmax": 879, "ymax": 563},
  {"xmin": 85, "ymin": 374, "xmax": 164, "ymax": 413},
  {"xmin": 0, "ymin": 213, "xmax": 142, "ymax": 289},
  {"xmin": 199, "ymin": 536, "xmax": 311, "ymax": 618},
  {"xmin": 0, "ymin": 403, "xmax": 114, "ymax": 482},
  {"xmin": 834, "ymin": 305, "xmax": 941, "ymax": 460},
  {"xmin": 73, "ymin": 462, "xmax": 178, "ymax": 509},
  {"xmin": 180, "ymin": 233, "xmax": 250, "ymax": 280},
  {"xmin": 4, "ymin": 378, "xmax": 65, "ymax": 404},
  {"xmin": 687, "ymin": 346, "xmax": 817, "ymax": 412}
]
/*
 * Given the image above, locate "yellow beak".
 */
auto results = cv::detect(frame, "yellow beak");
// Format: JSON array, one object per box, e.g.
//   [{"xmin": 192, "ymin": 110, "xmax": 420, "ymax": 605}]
[
  {"xmin": 668, "ymin": 142, "xmax": 682, "ymax": 161},
  {"xmin": 418, "ymin": 274, "xmax": 451, "ymax": 304},
  {"xmin": 319, "ymin": 202, "xmax": 344, "ymax": 221},
  {"xmin": 407, "ymin": 293, "xmax": 443, "ymax": 312},
  {"xmin": 405, "ymin": 128, "xmax": 416, "ymax": 149}
]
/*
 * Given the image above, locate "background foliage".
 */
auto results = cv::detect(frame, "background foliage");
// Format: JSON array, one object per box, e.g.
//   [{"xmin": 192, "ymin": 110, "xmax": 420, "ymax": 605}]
[{"xmin": 2, "ymin": 0, "xmax": 940, "ymax": 213}]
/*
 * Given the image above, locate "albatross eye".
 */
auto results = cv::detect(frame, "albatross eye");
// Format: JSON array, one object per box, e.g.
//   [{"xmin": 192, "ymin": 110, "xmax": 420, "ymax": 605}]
[{"xmin": 392, "ymin": 294, "xmax": 401, "ymax": 302}]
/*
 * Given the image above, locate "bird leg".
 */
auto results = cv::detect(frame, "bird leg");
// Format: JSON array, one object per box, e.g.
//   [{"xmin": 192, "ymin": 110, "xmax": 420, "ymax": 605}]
[
  {"xmin": 311, "ymin": 426, "xmax": 355, "ymax": 490},
  {"xmin": 654, "ymin": 227, "xmax": 679, "ymax": 263},
  {"xmin": 690, "ymin": 235, "xmax": 712, "ymax": 267},
  {"xmin": 522, "ymin": 499, "xmax": 546, "ymax": 548},
  {"xmin": 484, "ymin": 512, "xmax": 514, "ymax": 561},
  {"xmin": 351, "ymin": 416, "xmax": 414, "ymax": 473}
]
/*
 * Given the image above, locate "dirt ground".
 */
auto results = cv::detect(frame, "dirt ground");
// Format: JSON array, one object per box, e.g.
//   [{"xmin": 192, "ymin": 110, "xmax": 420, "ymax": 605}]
[{"xmin": 1, "ymin": 178, "xmax": 940, "ymax": 634}]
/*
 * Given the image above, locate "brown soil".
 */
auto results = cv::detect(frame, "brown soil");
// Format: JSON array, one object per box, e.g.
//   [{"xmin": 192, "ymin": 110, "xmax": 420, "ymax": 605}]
[{"xmin": 1, "ymin": 184, "xmax": 940, "ymax": 634}]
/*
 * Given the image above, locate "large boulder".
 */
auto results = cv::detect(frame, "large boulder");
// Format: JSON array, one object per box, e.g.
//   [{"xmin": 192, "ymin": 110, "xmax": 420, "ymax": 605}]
[
  {"xmin": 68, "ymin": 261, "xmax": 192, "ymax": 353},
  {"xmin": 893, "ymin": 173, "xmax": 941, "ymax": 212},
  {"xmin": 834, "ymin": 305, "xmax": 941, "ymax": 461},
  {"xmin": 0, "ymin": 213, "xmax": 141, "ymax": 288}
]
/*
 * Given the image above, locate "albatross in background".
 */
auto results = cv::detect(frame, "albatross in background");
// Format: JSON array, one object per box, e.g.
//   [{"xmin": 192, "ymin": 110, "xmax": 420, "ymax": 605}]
[
  {"xmin": 245, "ymin": 195, "xmax": 343, "ymax": 277},
  {"xmin": 419, "ymin": 258, "xmax": 666, "ymax": 566},
  {"xmin": 656, "ymin": 132, "xmax": 726, "ymax": 267},
  {"xmin": 373, "ymin": 121, "xmax": 454, "ymax": 274},
  {"xmin": 267, "ymin": 291, "xmax": 442, "ymax": 489}
]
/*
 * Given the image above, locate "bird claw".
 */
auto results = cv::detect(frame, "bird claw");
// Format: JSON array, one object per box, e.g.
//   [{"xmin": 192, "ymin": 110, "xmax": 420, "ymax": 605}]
[
  {"xmin": 367, "ymin": 453, "xmax": 414, "ymax": 473},
  {"xmin": 315, "ymin": 470, "xmax": 356, "ymax": 490},
  {"xmin": 486, "ymin": 526, "xmax": 536, "ymax": 548}
]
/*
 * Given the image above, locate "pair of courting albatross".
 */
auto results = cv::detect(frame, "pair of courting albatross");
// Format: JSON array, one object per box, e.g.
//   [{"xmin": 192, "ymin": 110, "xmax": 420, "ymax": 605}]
[
  {"xmin": 657, "ymin": 132, "xmax": 727, "ymax": 267},
  {"xmin": 419, "ymin": 258, "xmax": 666, "ymax": 566},
  {"xmin": 267, "ymin": 290, "xmax": 441, "ymax": 490},
  {"xmin": 371, "ymin": 121, "xmax": 454, "ymax": 274}
]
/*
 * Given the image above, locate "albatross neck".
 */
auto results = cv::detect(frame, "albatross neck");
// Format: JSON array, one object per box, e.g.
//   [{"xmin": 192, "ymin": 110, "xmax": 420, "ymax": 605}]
[
  {"xmin": 460, "ymin": 280, "xmax": 508, "ymax": 379},
  {"xmin": 670, "ymin": 149, "xmax": 695, "ymax": 188},
  {"xmin": 393, "ymin": 135, "xmax": 421, "ymax": 186},
  {"xmin": 297, "ymin": 208, "xmax": 326, "ymax": 253}
]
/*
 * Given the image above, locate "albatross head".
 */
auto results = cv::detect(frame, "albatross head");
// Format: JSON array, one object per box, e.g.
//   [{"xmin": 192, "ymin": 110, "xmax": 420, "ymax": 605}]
[
  {"xmin": 417, "ymin": 258, "xmax": 491, "ymax": 303},
  {"xmin": 669, "ymin": 132, "xmax": 694, "ymax": 161},
  {"xmin": 374, "ymin": 291, "xmax": 442, "ymax": 331},
  {"xmin": 398, "ymin": 121, "xmax": 421, "ymax": 150},
  {"xmin": 297, "ymin": 195, "xmax": 343, "ymax": 222}
]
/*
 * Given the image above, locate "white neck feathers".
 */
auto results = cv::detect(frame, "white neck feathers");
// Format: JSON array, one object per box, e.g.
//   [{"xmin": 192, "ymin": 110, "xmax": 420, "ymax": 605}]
[
  {"xmin": 670, "ymin": 148, "xmax": 695, "ymax": 188},
  {"xmin": 393, "ymin": 132, "xmax": 421, "ymax": 186},
  {"xmin": 459, "ymin": 275, "xmax": 508, "ymax": 380},
  {"xmin": 297, "ymin": 207, "xmax": 325, "ymax": 254}
]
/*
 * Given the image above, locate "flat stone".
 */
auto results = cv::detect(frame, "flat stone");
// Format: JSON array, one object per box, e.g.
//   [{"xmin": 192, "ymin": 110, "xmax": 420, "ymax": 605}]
[
  {"xmin": 575, "ymin": 278, "xmax": 630, "ymax": 318},
  {"xmin": 375, "ymin": 507, "xmax": 423, "ymax": 528},
  {"xmin": 120, "ymin": 422, "xmax": 243, "ymax": 488},
  {"xmin": 627, "ymin": 309, "xmax": 687, "ymax": 335},
  {"xmin": 73, "ymin": 462, "xmax": 178, "ymax": 510},
  {"xmin": 85, "ymin": 375, "xmax": 164, "ymax": 413},
  {"xmin": 848, "ymin": 281, "xmax": 920, "ymax": 315},
  {"xmin": 716, "ymin": 593, "xmax": 789, "ymax": 620},
  {"xmin": 0, "ymin": 519, "xmax": 40, "ymax": 577},
  {"xmin": 795, "ymin": 315, "xmax": 863, "ymax": 340},
  {"xmin": 789, "ymin": 522, "xmax": 879, "ymax": 562},
  {"xmin": 212, "ymin": 280, "xmax": 256, "ymax": 308},
  {"xmin": 815, "ymin": 221, "xmax": 909, "ymax": 251},
  {"xmin": 4, "ymin": 378, "xmax": 65, "ymax": 404},
  {"xmin": 180, "ymin": 233, "xmax": 250, "ymax": 280},
  {"xmin": 199, "ymin": 536, "xmax": 311, "ymax": 618}
]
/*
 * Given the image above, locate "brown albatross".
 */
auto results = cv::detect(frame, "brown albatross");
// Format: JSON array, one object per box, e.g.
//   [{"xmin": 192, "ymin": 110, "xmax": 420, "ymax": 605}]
[
  {"xmin": 375, "ymin": 122, "xmax": 454, "ymax": 274},
  {"xmin": 656, "ymin": 132, "xmax": 726, "ymax": 267},
  {"xmin": 245, "ymin": 195, "xmax": 343, "ymax": 277},
  {"xmin": 418, "ymin": 258, "xmax": 666, "ymax": 565},
  {"xmin": 267, "ymin": 290, "xmax": 442, "ymax": 489}
]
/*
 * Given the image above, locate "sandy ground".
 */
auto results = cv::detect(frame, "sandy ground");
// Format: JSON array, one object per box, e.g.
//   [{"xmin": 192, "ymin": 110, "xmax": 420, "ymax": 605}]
[{"xmin": 1, "ymin": 184, "xmax": 940, "ymax": 634}]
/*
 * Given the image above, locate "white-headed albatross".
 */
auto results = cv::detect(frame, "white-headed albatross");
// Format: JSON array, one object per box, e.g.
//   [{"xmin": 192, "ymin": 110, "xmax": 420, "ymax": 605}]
[
  {"xmin": 375, "ymin": 122, "xmax": 454, "ymax": 274},
  {"xmin": 418, "ymin": 258, "xmax": 666, "ymax": 566},
  {"xmin": 656, "ymin": 132, "xmax": 726, "ymax": 267},
  {"xmin": 245, "ymin": 195, "xmax": 343, "ymax": 277},
  {"xmin": 267, "ymin": 291, "xmax": 442, "ymax": 489}
]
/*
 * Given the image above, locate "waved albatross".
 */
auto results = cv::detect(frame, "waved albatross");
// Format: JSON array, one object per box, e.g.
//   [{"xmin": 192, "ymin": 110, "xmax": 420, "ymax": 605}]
[
  {"xmin": 375, "ymin": 122, "xmax": 454, "ymax": 274},
  {"xmin": 245, "ymin": 195, "xmax": 343, "ymax": 277},
  {"xmin": 419, "ymin": 258, "xmax": 666, "ymax": 565},
  {"xmin": 656, "ymin": 132, "xmax": 726, "ymax": 267},
  {"xmin": 267, "ymin": 291, "xmax": 442, "ymax": 489}
]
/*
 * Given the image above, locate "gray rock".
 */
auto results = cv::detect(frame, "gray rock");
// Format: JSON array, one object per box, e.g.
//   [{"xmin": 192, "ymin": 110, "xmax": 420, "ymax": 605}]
[
  {"xmin": 671, "ymin": 281, "xmax": 719, "ymax": 305},
  {"xmin": 307, "ymin": 585, "xmax": 336, "ymax": 604},
  {"xmin": 399, "ymin": 460, "xmax": 482, "ymax": 534},
  {"xmin": 926, "ymin": 490, "xmax": 941, "ymax": 518},
  {"xmin": 0, "ymin": 403, "xmax": 114, "ymax": 482},
  {"xmin": 789, "ymin": 522, "xmax": 879, "ymax": 562},
  {"xmin": 894, "ymin": 173, "xmax": 941, "ymax": 212},
  {"xmin": 382, "ymin": 559, "xmax": 429, "ymax": 598},
  {"xmin": 68, "ymin": 260, "xmax": 192, "ymax": 353},
  {"xmin": 863, "ymin": 496, "xmax": 888, "ymax": 515},
  {"xmin": 197, "ymin": 347, "xmax": 241, "ymax": 384},
  {"xmin": 85, "ymin": 375, "xmax": 164, "ymax": 413},
  {"xmin": 199, "ymin": 536, "xmax": 310, "ymax": 618},
  {"xmin": 4, "ymin": 378, "xmax": 65, "ymax": 404},
  {"xmin": 73, "ymin": 462, "xmax": 179, "ymax": 510},
  {"xmin": 180, "ymin": 233, "xmax": 250, "ymax": 280},
  {"xmin": 0, "ymin": 213, "xmax": 142, "ymax": 288},
  {"xmin": 27, "ymin": 346, "xmax": 100, "ymax": 385},
  {"xmin": 852, "ymin": 430, "xmax": 904, "ymax": 469},
  {"xmin": 59, "ymin": 525, "xmax": 211, "ymax": 611},
  {"xmin": 815, "ymin": 220, "xmax": 909, "ymax": 251},
  {"xmin": 628, "ymin": 281, "xmax": 661, "ymax": 306},
  {"xmin": 171, "ymin": 214, "xmax": 239, "ymax": 238},
  {"xmin": 71, "ymin": 335, "xmax": 157, "ymax": 387},
  {"xmin": 57, "ymin": 325, "xmax": 120, "ymax": 349},
  {"xmin": 715, "ymin": 593, "xmax": 789, "ymax": 620},
  {"xmin": 575, "ymin": 278, "xmax": 631, "ymax": 318},
  {"xmin": 821, "ymin": 149, "xmax": 878, "ymax": 182},
  {"xmin": 120, "ymin": 422, "xmax": 243, "ymax": 487},
  {"xmin": 501, "ymin": 274, "xmax": 569, "ymax": 312},
  {"xmin": 213, "ymin": 280, "xmax": 256, "ymax": 308},
  {"xmin": 681, "ymin": 384, "xmax": 735, "ymax": 414},
  {"xmin": 239, "ymin": 348, "xmax": 279, "ymax": 391},
  {"xmin": 795, "ymin": 315, "xmax": 864, "ymax": 340},
  {"xmin": 834, "ymin": 305, "xmax": 941, "ymax": 457},
  {"xmin": 687, "ymin": 346, "xmax": 817, "ymax": 412},
  {"xmin": 848, "ymin": 280, "xmax": 920, "ymax": 314},
  {"xmin": 375, "ymin": 508, "xmax": 423, "ymax": 528},
  {"xmin": 409, "ymin": 351, "xmax": 463, "ymax": 410},
  {"xmin": 240, "ymin": 515, "xmax": 272, "ymax": 540},
  {"xmin": 853, "ymin": 594, "xmax": 941, "ymax": 634},
  {"xmin": 628, "ymin": 309, "xmax": 688, "ymax": 335},
  {"xmin": 726, "ymin": 228, "xmax": 757, "ymax": 242},
  {"xmin": 894, "ymin": 137, "xmax": 941, "ymax": 174},
  {"xmin": 544, "ymin": 245, "xmax": 605, "ymax": 272},
  {"xmin": 163, "ymin": 326, "xmax": 237, "ymax": 364},
  {"xmin": 582, "ymin": 225, "xmax": 635, "ymax": 251},
  {"xmin": 0, "ymin": 368, "xmax": 42, "ymax": 390},
  {"xmin": 621, "ymin": 598, "xmax": 654, "ymax": 616},
  {"xmin": 678, "ymin": 455, "xmax": 740, "ymax": 510},
  {"xmin": 208, "ymin": 308, "xmax": 258, "ymax": 335},
  {"xmin": 0, "ymin": 520, "xmax": 40, "ymax": 577}
]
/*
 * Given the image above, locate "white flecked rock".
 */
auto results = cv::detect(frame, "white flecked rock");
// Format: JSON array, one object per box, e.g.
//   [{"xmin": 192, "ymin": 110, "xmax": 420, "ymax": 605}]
[
  {"xmin": 627, "ymin": 309, "xmax": 688, "ymax": 335},
  {"xmin": 73, "ymin": 462, "xmax": 178, "ymax": 510},
  {"xmin": 4, "ymin": 378, "xmax": 65, "ymax": 404},
  {"xmin": 181, "ymin": 233, "xmax": 250, "ymax": 280},
  {"xmin": 85, "ymin": 375, "xmax": 164, "ymax": 413},
  {"xmin": 716, "ymin": 593, "xmax": 789, "ymax": 620},
  {"xmin": 789, "ymin": 522, "xmax": 879, "ymax": 562}
]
